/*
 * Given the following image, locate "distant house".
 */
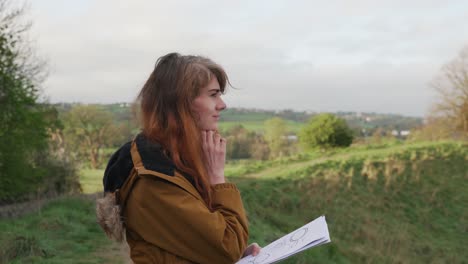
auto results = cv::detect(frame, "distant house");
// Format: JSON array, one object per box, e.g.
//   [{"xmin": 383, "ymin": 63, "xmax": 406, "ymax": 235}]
[
  {"xmin": 281, "ymin": 135, "xmax": 298, "ymax": 142},
  {"xmin": 400, "ymin": 130, "xmax": 410, "ymax": 137},
  {"xmin": 391, "ymin": 130, "xmax": 411, "ymax": 137}
]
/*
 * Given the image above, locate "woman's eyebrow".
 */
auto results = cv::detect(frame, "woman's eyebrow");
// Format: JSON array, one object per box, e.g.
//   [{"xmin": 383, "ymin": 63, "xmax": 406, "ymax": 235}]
[{"xmin": 208, "ymin": 88, "xmax": 221, "ymax": 93}]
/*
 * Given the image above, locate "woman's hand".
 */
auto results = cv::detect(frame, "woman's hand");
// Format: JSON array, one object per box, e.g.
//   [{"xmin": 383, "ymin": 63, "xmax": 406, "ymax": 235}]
[
  {"xmin": 201, "ymin": 130, "xmax": 226, "ymax": 185},
  {"xmin": 242, "ymin": 243, "xmax": 261, "ymax": 258}
]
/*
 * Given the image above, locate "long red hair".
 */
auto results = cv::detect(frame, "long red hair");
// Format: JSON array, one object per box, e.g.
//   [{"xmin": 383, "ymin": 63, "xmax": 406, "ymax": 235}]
[{"xmin": 137, "ymin": 53, "xmax": 228, "ymax": 209}]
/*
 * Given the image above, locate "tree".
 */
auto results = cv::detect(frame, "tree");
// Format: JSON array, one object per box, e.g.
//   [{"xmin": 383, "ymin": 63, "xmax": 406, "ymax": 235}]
[
  {"xmin": 225, "ymin": 125, "xmax": 254, "ymax": 159},
  {"xmin": 224, "ymin": 125, "xmax": 271, "ymax": 160},
  {"xmin": 0, "ymin": 1, "xmax": 47, "ymax": 148},
  {"xmin": 299, "ymin": 113, "xmax": 354, "ymax": 149},
  {"xmin": 0, "ymin": 1, "xmax": 80, "ymax": 203},
  {"xmin": 62, "ymin": 105, "xmax": 123, "ymax": 169},
  {"xmin": 0, "ymin": 1, "xmax": 52, "ymax": 202},
  {"xmin": 250, "ymin": 134, "xmax": 270, "ymax": 160},
  {"xmin": 408, "ymin": 116, "xmax": 453, "ymax": 141},
  {"xmin": 264, "ymin": 117, "xmax": 290, "ymax": 158},
  {"xmin": 431, "ymin": 45, "xmax": 468, "ymax": 139}
]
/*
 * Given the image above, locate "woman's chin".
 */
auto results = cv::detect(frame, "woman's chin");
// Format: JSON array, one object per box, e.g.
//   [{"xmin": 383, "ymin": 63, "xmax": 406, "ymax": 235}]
[
  {"xmin": 199, "ymin": 124, "xmax": 218, "ymax": 131},
  {"xmin": 208, "ymin": 121, "xmax": 218, "ymax": 129}
]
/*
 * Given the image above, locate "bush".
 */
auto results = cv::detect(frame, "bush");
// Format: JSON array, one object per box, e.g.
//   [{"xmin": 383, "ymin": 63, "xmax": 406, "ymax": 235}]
[{"xmin": 299, "ymin": 113, "xmax": 354, "ymax": 149}]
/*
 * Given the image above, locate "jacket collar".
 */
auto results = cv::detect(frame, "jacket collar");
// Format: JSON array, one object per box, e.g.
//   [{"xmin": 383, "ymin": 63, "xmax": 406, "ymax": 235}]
[{"xmin": 103, "ymin": 133, "xmax": 184, "ymax": 193}]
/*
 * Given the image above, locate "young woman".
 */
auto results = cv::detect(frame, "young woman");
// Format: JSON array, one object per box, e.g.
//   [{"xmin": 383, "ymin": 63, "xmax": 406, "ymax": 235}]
[{"xmin": 97, "ymin": 53, "xmax": 260, "ymax": 263}]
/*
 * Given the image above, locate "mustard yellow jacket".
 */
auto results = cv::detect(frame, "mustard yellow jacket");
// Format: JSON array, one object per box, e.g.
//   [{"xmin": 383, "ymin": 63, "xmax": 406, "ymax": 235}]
[{"xmin": 97, "ymin": 134, "xmax": 249, "ymax": 263}]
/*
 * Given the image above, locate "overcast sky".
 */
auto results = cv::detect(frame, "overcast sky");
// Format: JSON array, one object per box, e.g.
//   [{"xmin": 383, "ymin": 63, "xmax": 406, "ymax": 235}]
[{"xmin": 29, "ymin": 0, "xmax": 468, "ymax": 117}]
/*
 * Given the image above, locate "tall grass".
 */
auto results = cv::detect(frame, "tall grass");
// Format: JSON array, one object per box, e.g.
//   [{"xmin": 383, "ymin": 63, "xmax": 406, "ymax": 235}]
[
  {"xmin": 233, "ymin": 141, "xmax": 467, "ymax": 263},
  {"xmin": 0, "ymin": 196, "xmax": 125, "ymax": 264},
  {"xmin": 1, "ymin": 141, "xmax": 466, "ymax": 263}
]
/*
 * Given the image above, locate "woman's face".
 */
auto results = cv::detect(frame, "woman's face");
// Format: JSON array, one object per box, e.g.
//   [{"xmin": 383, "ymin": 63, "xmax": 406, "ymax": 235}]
[{"xmin": 192, "ymin": 77, "xmax": 226, "ymax": 130}]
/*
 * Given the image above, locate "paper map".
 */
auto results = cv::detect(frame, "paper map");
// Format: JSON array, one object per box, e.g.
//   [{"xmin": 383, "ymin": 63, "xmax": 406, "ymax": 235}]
[{"xmin": 236, "ymin": 216, "xmax": 331, "ymax": 264}]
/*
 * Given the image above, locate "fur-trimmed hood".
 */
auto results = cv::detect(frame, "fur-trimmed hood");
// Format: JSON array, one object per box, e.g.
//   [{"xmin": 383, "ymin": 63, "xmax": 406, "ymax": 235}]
[{"xmin": 96, "ymin": 133, "xmax": 193, "ymax": 242}]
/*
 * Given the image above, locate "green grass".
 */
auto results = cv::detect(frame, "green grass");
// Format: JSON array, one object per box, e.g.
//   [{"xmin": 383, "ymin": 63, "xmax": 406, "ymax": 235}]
[
  {"xmin": 0, "ymin": 196, "xmax": 126, "ymax": 264},
  {"xmin": 2, "ymin": 141, "xmax": 466, "ymax": 263},
  {"xmin": 79, "ymin": 169, "xmax": 104, "ymax": 194},
  {"xmin": 231, "ymin": 141, "xmax": 468, "ymax": 263},
  {"xmin": 219, "ymin": 120, "xmax": 304, "ymax": 133}
]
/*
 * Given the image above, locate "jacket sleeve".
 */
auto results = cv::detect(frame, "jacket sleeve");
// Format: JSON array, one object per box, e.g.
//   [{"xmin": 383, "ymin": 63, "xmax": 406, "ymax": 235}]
[{"xmin": 125, "ymin": 177, "xmax": 249, "ymax": 264}]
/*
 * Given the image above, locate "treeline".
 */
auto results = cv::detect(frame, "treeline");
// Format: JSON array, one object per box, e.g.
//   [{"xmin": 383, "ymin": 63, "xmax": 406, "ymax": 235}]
[
  {"xmin": 50, "ymin": 102, "xmax": 457, "ymax": 166},
  {"xmin": 54, "ymin": 105, "xmax": 355, "ymax": 164},
  {"xmin": 60, "ymin": 103, "xmax": 423, "ymax": 131},
  {"xmin": 0, "ymin": 3, "xmax": 79, "ymax": 204},
  {"xmin": 56, "ymin": 102, "xmax": 424, "ymax": 136},
  {"xmin": 221, "ymin": 108, "xmax": 423, "ymax": 131}
]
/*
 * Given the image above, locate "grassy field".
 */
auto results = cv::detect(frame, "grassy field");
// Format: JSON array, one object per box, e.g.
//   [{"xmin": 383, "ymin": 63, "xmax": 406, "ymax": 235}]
[
  {"xmin": 1, "ymin": 141, "xmax": 466, "ymax": 263},
  {"xmin": 79, "ymin": 169, "xmax": 104, "ymax": 194},
  {"xmin": 219, "ymin": 120, "xmax": 304, "ymax": 133},
  {"xmin": 231, "ymin": 141, "xmax": 468, "ymax": 263},
  {"xmin": 0, "ymin": 195, "xmax": 128, "ymax": 264}
]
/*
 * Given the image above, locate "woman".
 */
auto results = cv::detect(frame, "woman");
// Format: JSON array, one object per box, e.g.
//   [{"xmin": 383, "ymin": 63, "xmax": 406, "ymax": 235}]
[{"xmin": 97, "ymin": 53, "xmax": 260, "ymax": 263}]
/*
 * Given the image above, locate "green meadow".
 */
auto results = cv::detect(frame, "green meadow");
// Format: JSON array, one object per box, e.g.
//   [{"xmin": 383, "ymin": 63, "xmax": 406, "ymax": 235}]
[
  {"xmin": 0, "ymin": 196, "xmax": 127, "ymax": 264},
  {"xmin": 219, "ymin": 120, "xmax": 304, "ymax": 133},
  {"xmin": 1, "ymin": 141, "xmax": 467, "ymax": 263}
]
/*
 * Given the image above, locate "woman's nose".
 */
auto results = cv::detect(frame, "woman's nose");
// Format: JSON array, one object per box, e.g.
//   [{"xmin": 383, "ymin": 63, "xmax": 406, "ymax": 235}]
[{"xmin": 217, "ymin": 97, "xmax": 227, "ymax": 111}]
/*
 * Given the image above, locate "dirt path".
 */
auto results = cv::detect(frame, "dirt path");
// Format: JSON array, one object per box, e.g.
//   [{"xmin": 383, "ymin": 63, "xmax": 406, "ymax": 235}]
[
  {"xmin": 95, "ymin": 241, "xmax": 133, "ymax": 264},
  {"xmin": 84, "ymin": 194, "xmax": 133, "ymax": 263}
]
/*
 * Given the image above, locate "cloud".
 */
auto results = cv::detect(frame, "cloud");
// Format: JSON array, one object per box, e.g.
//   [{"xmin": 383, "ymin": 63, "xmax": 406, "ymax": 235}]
[{"xmin": 30, "ymin": 0, "xmax": 468, "ymax": 116}]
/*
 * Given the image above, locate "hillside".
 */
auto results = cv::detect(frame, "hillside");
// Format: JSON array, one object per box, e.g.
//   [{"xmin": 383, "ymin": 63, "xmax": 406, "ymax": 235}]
[
  {"xmin": 231, "ymin": 141, "xmax": 467, "ymax": 263},
  {"xmin": 1, "ymin": 141, "xmax": 466, "ymax": 263}
]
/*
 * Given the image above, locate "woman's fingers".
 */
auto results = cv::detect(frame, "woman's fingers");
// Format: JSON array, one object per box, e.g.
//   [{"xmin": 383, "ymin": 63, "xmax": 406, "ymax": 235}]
[
  {"xmin": 207, "ymin": 130, "xmax": 214, "ymax": 149},
  {"xmin": 251, "ymin": 243, "xmax": 261, "ymax": 256},
  {"xmin": 202, "ymin": 130, "xmax": 223, "ymax": 151},
  {"xmin": 204, "ymin": 130, "xmax": 224, "ymax": 148},
  {"xmin": 214, "ymin": 131, "xmax": 221, "ymax": 147},
  {"xmin": 201, "ymin": 130, "xmax": 206, "ymax": 147},
  {"xmin": 201, "ymin": 130, "xmax": 226, "ymax": 184},
  {"xmin": 243, "ymin": 243, "xmax": 261, "ymax": 257}
]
